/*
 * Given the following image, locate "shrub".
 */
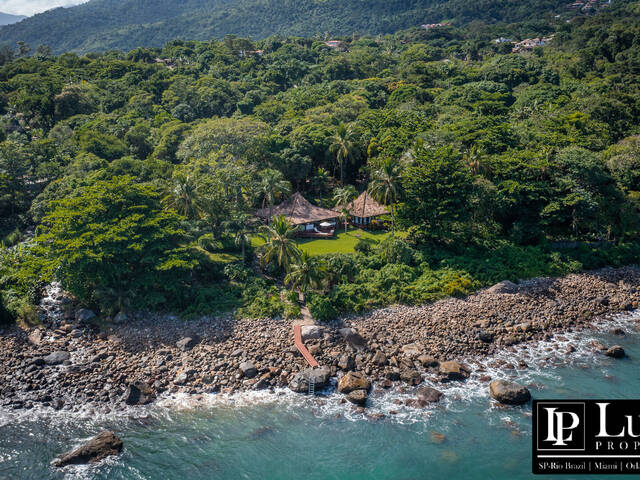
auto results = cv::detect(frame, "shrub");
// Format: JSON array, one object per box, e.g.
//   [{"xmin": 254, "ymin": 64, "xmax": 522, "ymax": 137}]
[{"xmin": 307, "ymin": 294, "xmax": 338, "ymax": 321}]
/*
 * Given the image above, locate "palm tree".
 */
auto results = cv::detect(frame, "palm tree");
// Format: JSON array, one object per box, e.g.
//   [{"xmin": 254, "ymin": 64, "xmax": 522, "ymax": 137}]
[
  {"xmin": 285, "ymin": 250, "xmax": 324, "ymax": 300},
  {"xmin": 258, "ymin": 169, "xmax": 291, "ymax": 227},
  {"xmin": 368, "ymin": 158, "xmax": 402, "ymax": 234},
  {"xmin": 333, "ymin": 185, "xmax": 357, "ymax": 233},
  {"xmin": 223, "ymin": 213, "xmax": 258, "ymax": 264},
  {"xmin": 329, "ymin": 123, "xmax": 358, "ymax": 185},
  {"xmin": 259, "ymin": 215, "xmax": 301, "ymax": 272},
  {"xmin": 162, "ymin": 175, "xmax": 201, "ymax": 219},
  {"xmin": 332, "ymin": 185, "xmax": 357, "ymax": 207}
]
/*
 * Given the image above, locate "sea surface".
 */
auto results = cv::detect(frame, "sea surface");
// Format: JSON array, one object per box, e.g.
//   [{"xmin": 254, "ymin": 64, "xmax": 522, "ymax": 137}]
[{"xmin": 1, "ymin": 311, "xmax": 640, "ymax": 480}]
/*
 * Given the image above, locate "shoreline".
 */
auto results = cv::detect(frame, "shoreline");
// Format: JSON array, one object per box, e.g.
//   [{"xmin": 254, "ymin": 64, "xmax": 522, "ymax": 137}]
[{"xmin": 1, "ymin": 266, "xmax": 639, "ymax": 413}]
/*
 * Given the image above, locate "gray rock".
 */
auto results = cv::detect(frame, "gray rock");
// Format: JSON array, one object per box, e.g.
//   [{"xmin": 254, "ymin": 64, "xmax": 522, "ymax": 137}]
[
  {"xmin": 417, "ymin": 386, "xmax": 444, "ymax": 403},
  {"xmin": 239, "ymin": 361, "xmax": 258, "ymax": 378},
  {"xmin": 401, "ymin": 343, "xmax": 422, "ymax": 356},
  {"xmin": 174, "ymin": 373, "xmax": 189, "ymax": 385},
  {"xmin": 75, "ymin": 309, "xmax": 96, "ymax": 323},
  {"xmin": 489, "ymin": 380, "xmax": 531, "ymax": 405},
  {"xmin": 417, "ymin": 355, "xmax": 438, "ymax": 367},
  {"xmin": 28, "ymin": 329, "xmax": 44, "ymax": 346},
  {"xmin": 605, "ymin": 345, "xmax": 625, "ymax": 359},
  {"xmin": 486, "ymin": 280, "xmax": 518, "ymax": 294},
  {"xmin": 300, "ymin": 325, "xmax": 324, "ymax": 341},
  {"xmin": 338, "ymin": 327, "xmax": 356, "ymax": 337},
  {"xmin": 338, "ymin": 354, "xmax": 355, "ymax": 371},
  {"xmin": 400, "ymin": 369, "xmax": 422, "ymax": 385},
  {"xmin": 478, "ymin": 331, "xmax": 494, "ymax": 343},
  {"xmin": 176, "ymin": 336, "xmax": 199, "ymax": 351},
  {"xmin": 346, "ymin": 389, "xmax": 368, "ymax": 406},
  {"xmin": 289, "ymin": 367, "xmax": 331, "ymax": 393},
  {"xmin": 53, "ymin": 431, "xmax": 123, "ymax": 467},
  {"xmin": 372, "ymin": 351, "xmax": 387, "ymax": 366},
  {"xmin": 44, "ymin": 351, "xmax": 70, "ymax": 366},
  {"xmin": 113, "ymin": 312, "xmax": 128, "ymax": 324}
]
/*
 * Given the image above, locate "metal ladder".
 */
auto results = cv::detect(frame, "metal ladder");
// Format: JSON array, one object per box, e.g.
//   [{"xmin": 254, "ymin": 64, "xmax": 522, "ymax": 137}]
[{"xmin": 308, "ymin": 378, "xmax": 316, "ymax": 395}]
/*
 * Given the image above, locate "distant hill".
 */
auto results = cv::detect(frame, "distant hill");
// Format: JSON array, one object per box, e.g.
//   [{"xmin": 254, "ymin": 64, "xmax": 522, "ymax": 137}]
[
  {"xmin": 0, "ymin": 0, "xmax": 571, "ymax": 54},
  {"xmin": 0, "ymin": 12, "xmax": 26, "ymax": 26}
]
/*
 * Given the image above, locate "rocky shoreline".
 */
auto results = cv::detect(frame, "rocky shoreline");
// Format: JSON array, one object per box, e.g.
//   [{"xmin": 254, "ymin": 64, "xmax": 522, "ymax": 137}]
[{"xmin": 1, "ymin": 266, "xmax": 639, "ymax": 413}]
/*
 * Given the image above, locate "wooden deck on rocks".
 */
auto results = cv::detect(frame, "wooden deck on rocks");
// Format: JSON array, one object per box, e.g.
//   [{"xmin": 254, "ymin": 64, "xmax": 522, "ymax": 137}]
[{"xmin": 293, "ymin": 324, "xmax": 319, "ymax": 368}]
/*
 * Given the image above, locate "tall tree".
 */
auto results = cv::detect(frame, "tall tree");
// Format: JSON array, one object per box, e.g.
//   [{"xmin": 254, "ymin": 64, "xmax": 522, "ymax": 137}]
[
  {"xmin": 259, "ymin": 169, "xmax": 291, "ymax": 226},
  {"xmin": 259, "ymin": 215, "xmax": 301, "ymax": 272},
  {"xmin": 369, "ymin": 158, "xmax": 402, "ymax": 234},
  {"xmin": 285, "ymin": 250, "xmax": 324, "ymax": 300},
  {"xmin": 329, "ymin": 123, "xmax": 358, "ymax": 185}
]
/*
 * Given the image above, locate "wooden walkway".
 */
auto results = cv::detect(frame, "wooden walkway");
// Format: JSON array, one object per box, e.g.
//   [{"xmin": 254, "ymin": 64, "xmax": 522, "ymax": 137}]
[{"xmin": 293, "ymin": 324, "xmax": 319, "ymax": 368}]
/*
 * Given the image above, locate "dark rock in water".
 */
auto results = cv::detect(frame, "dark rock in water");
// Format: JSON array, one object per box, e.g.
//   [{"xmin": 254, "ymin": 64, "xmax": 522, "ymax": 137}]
[
  {"xmin": 605, "ymin": 345, "xmax": 625, "ymax": 359},
  {"xmin": 75, "ymin": 309, "xmax": 96, "ymax": 323},
  {"xmin": 53, "ymin": 431, "xmax": 122, "ymax": 467},
  {"xmin": 44, "ymin": 351, "xmax": 70, "ymax": 366},
  {"xmin": 249, "ymin": 426, "xmax": 274, "ymax": 439},
  {"xmin": 478, "ymin": 331, "xmax": 494, "ymax": 343},
  {"xmin": 346, "ymin": 389, "xmax": 368, "ymax": 406},
  {"xmin": 379, "ymin": 378, "xmax": 393, "ymax": 389},
  {"xmin": 289, "ymin": 367, "xmax": 331, "ymax": 393},
  {"xmin": 337, "ymin": 371, "xmax": 371, "ymax": 394},
  {"xmin": 417, "ymin": 386, "xmax": 444, "ymax": 403},
  {"xmin": 438, "ymin": 361, "xmax": 470, "ymax": 381},
  {"xmin": 611, "ymin": 328, "xmax": 625, "ymax": 336},
  {"xmin": 176, "ymin": 336, "xmax": 199, "ymax": 351},
  {"xmin": 123, "ymin": 381, "xmax": 156, "ymax": 405},
  {"xmin": 51, "ymin": 398, "xmax": 64, "ymax": 410},
  {"xmin": 31, "ymin": 357, "xmax": 45, "ymax": 366},
  {"xmin": 239, "ymin": 361, "xmax": 258, "ymax": 378},
  {"xmin": 489, "ymin": 380, "xmax": 531, "ymax": 405}
]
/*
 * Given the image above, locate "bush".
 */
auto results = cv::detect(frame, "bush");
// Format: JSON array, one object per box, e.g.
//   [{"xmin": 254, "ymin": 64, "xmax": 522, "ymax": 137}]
[
  {"xmin": 0, "ymin": 291, "xmax": 13, "ymax": 324},
  {"xmin": 307, "ymin": 294, "xmax": 338, "ymax": 321}
]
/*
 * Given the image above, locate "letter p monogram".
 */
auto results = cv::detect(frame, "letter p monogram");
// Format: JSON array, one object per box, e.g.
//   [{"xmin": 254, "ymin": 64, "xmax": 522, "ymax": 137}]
[{"xmin": 544, "ymin": 408, "xmax": 581, "ymax": 446}]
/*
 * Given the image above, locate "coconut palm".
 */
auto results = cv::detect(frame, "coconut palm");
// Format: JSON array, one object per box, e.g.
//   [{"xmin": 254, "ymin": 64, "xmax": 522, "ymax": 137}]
[
  {"xmin": 329, "ymin": 123, "xmax": 358, "ymax": 185},
  {"xmin": 162, "ymin": 175, "xmax": 201, "ymax": 219},
  {"xmin": 332, "ymin": 185, "xmax": 357, "ymax": 208},
  {"xmin": 368, "ymin": 158, "xmax": 402, "ymax": 234},
  {"xmin": 223, "ymin": 213, "xmax": 259, "ymax": 264},
  {"xmin": 259, "ymin": 215, "xmax": 301, "ymax": 272},
  {"xmin": 285, "ymin": 250, "xmax": 324, "ymax": 300},
  {"xmin": 258, "ymin": 169, "xmax": 291, "ymax": 226}
]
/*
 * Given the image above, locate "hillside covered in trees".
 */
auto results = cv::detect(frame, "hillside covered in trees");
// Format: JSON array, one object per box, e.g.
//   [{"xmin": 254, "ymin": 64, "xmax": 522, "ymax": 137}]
[
  {"xmin": 1, "ymin": 1, "xmax": 640, "ymax": 324},
  {"xmin": 2, "ymin": 0, "xmax": 576, "ymax": 54}
]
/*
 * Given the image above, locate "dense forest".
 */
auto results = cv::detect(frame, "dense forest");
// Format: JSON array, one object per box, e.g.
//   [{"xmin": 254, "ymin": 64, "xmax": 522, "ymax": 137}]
[
  {"xmin": 2, "ymin": 0, "xmax": 574, "ymax": 54},
  {"xmin": 1, "ymin": 1, "xmax": 640, "ymax": 325}
]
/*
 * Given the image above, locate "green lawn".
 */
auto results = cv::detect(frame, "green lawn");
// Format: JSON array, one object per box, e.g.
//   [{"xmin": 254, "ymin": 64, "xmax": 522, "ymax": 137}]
[{"xmin": 251, "ymin": 228, "xmax": 396, "ymax": 256}]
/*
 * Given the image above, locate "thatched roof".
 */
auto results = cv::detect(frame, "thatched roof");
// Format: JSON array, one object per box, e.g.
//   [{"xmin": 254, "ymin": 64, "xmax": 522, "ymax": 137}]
[
  {"xmin": 337, "ymin": 191, "xmax": 389, "ymax": 218},
  {"xmin": 256, "ymin": 192, "xmax": 337, "ymax": 225}
]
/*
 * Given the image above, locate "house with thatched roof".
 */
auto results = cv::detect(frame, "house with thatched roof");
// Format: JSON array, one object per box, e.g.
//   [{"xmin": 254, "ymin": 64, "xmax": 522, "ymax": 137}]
[
  {"xmin": 337, "ymin": 191, "xmax": 389, "ymax": 227},
  {"xmin": 256, "ymin": 192, "xmax": 337, "ymax": 237}
]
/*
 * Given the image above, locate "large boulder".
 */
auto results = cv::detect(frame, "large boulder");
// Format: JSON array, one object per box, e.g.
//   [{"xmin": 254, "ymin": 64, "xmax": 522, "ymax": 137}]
[
  {"xmin": 176, "ymin": 336, "xmax": 199, "ymax": 351},
  {"xmin": 417, "ymin": 386, "xmax": 444, "ymax": 403},
  {"xmin": 123, "ymin": 381, "xmax": 156, "ymax": 405},
  {"xmin": 75, "ymin": 309, "xmax": 96, "ymax": 323},
  {"xmin": 486, "ymin": 280, "xmax": 518, "ymax": 294},
  {"xmin": 438, "ymin": 361, "xmax": 470, "ymax": 381},
  {"xmin": 489, "ymin": 380, "xmax": 531, "ymax": 405},
  {"xmin": 239, "ymin": 361, "xmax": 258, "ymax": 378},
  {"xmin": 289, "ymin": 367, "xmax": 331, "ymax": 393},
  {"xmin": 44, "ymin": 351, "xmax": 70, "ymax": 366},
  {"xmin": 53, "ymin": 431, "xmax": 123, "ymax": 467},
  {"xmin": 605, "ymin": 345, "xmax": 625, "ymax": 359},
  {"xmin": 400, "ymin": 369, "xmax": 422, "ymax": 385},
  {"xmin": 300, "ymin": 325, "xmax": 324, "ymax": 341},
  {"xmin": 346, "ymin": 389, "xmax": 368, "ymax": 406},
  {"xmin": 337, "ymin": 371, "xmax": 371, "ymax": 394},
  {"xmin": 337, "ymin": 354, "xmax": 355, "ymax": 371}
]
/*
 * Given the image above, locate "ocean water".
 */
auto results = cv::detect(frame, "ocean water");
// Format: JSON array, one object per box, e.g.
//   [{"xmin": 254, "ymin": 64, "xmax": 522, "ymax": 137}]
[{"xmin": 1, "ymin": 312, "xmax": 640, "ymax": 480}]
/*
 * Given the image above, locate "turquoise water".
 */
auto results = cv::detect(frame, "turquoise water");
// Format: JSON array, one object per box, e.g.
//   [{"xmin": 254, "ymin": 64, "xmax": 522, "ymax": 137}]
[{"xmin": 1, "ymin": 312, "xmax": 639, "ymax": 480}]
